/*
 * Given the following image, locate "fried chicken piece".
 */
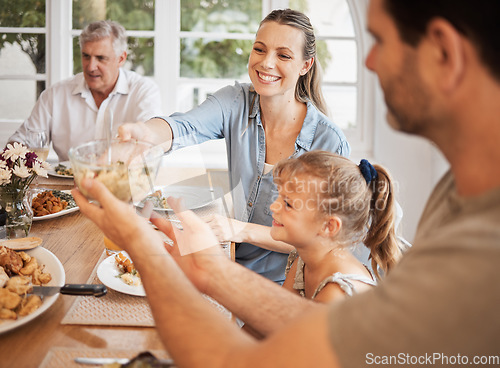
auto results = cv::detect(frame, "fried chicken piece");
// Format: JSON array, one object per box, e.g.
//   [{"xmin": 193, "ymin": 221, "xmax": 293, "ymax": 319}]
[
  {"xmin": 115, "ymin": 252, "xmax": 136, "ymax": 273},
  {"xmin": 17, "ymin": 295, "xmax": 42, "ymax": 316},
  {"xmin": 19, "ymin": 257, "xmax": 38, "ymax": 276},
  {"xmin": 5, "ymin": 275, "xmax": 31, "ymax": 295},
  {"xmin": 32, "ymin": 190, "xmax": 69, "ymax": 216},
  {"xmin": 32, "ymin": 267, "xmax": 52, "ymax": 285},
  {"xmin": 0, "ymin": 267, "xmax": 9, "ymax": 288},
  {"xmin": 0, "ymin": 246, "xmax": 23, "ymax": 276},
  {"xmin": 0, "ymin": 307, "xmax": 17, "ymax": 320},
  {"xmin": 18, "ymin": 251, "xmax": 31, "ymax": 263},
  {"xmin": 0, "ymin": 288, "xmax": 22, "ymax": 310}
]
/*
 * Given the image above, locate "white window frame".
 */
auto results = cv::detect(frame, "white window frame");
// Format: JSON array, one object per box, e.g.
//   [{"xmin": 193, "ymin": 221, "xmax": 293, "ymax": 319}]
[
  {"xmin": 346, "ymin": 0, "xmax": 375, "ymax": 158},
  {"xmin": 1, "ymin": 0, "xmax": 374, "ymax": 160}
]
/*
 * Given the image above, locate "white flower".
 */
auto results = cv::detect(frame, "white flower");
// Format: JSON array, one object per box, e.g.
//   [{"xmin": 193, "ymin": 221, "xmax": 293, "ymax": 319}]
[
  {"xmin": 32, "ymin": 160, "xmax": 48, "ymax": 177},
  {"xmin": 12, "ymin": 163, "xmax": 31, "ymax": 178},
  {"xmin": 0, "ymin": 167, "xmax": 11, "ymax": 186},
  {"xmin": 40, "ymin": 160, "xmax": 52, "ymax": 170},
  {"xmin": 4, "ymin": 142, "xmax": 29, "ymax": 161},
  {"xmin": 0, "ymin": 160, "xmax": 7, "ymax": 169}
]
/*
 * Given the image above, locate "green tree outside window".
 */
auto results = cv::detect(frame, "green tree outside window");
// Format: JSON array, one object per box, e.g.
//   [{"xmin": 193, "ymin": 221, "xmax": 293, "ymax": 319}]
[{"xmin": 0, "ymin": 0, "xmax": 46, "ymax": 97}]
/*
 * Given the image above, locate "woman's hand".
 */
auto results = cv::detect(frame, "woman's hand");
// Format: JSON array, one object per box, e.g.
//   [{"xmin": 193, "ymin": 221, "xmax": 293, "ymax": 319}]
[
  {"xmin": 118, "ymin": 121, "xmax": 156, "ymax": 143},
  {"xmin": 118, "ymin": 118, "xmax": 174, "ymax": 151},
  {"xmin": 151, "ymin": 198, "xmax": 230, "ymax": 294},
  {"xmin": 204, "ymin": 214, "xmax": 249, "ymax": 243}
]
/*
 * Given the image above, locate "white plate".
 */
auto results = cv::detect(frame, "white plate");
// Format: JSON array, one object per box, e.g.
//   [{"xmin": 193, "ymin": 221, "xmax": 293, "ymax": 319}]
[
  {"xmin": 138, "ymin": 185, "xmax": 215, "ymax": 212},
  {"xmin": 33, "ymin": 206, "xmax": 79, "ymax": 221},
  {"xmin": 0, "ymin": 247, "xmax": 65, "ymax": 334},
  {"xmin": 97, "ymin": 252, "xmax": 145, "ymax": 297},
  {"xmin": 47, "ymin": 161, "xmax": 73, "ymax": 178},
  {"xmin": 32, "ymin": 190, "xmax": 79, "ymax": 221}
]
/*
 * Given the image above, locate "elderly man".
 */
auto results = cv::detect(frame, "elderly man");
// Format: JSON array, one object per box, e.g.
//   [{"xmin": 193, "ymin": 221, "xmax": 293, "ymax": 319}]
[
  {"xmin": 8, "ymin": 20, "xmax": 162, "ymax": 161},
  {"xmin": 74, "ymin": 1, "xmax": 500, "ymax": 367}
]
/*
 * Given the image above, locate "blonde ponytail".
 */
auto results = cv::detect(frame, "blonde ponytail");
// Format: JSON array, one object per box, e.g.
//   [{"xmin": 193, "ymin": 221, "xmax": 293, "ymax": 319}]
[{"xmin": 364, "ymin": 166, "xmax": 402, "ymax": 279}]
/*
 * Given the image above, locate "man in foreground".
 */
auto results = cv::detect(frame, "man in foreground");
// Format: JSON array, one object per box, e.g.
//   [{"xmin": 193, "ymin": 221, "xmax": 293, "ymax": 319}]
[
  {"xmin": 73, "ymin": 1, "xmax": 500, "ymax": 367},
  {"xmin": 9, "ymin": 20, "xmax": 162, "ymax": 161}
]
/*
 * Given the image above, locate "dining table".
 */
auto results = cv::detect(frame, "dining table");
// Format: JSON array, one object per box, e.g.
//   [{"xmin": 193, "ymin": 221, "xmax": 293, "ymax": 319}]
[{"xmin": 0, "ymin": 164, "xmax": 233, "ymax": 368}]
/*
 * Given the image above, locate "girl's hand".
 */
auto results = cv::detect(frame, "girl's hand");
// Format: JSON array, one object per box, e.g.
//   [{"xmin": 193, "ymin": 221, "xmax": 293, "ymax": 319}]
[{"xmin": 204, "ymin": 214, "xmax": 248, "ymax": 243}]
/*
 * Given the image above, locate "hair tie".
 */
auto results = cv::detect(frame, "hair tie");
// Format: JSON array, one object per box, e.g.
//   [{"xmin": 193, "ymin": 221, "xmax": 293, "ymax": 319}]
[{"xmin": 359, "ymin": 159, "xmax": 378, "ymax": 184}]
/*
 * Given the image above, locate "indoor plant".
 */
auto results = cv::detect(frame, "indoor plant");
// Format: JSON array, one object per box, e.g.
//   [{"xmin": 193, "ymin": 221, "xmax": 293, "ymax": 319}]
[{"xmin": 0, "ymin": 142, "xmax": 50, "ymax": 238}]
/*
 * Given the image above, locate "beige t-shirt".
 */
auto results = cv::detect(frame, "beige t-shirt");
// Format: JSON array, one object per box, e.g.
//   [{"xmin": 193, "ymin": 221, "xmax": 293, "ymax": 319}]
[{"xmin": 328, "ymin": 171, "xmax": 500, "ymax": 367}]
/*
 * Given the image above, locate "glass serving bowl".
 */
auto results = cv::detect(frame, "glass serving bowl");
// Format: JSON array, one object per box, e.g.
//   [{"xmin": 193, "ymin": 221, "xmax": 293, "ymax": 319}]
[{"xmin": 68, "ymin": 139, "xmax": 163, "ymax": 204}]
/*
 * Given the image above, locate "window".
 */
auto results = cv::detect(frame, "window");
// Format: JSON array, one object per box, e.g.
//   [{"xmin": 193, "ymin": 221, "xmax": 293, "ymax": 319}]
[
  {"xmin": 0, "ymin": 0, "xmax": 372, "ymax": 161},
  {"xmin": 289, "ymin": 0, "xmax": 373, "ymax": 155},
  {"xmin": 177, "ymin": 1, "xmax": 260, "ymax": 111},
  {"xmin": 72, "ymin": 0, "xmax": 155, "ymax": 76},
  {"xmin": 0, "ymin": 0, "xmax": 46, "ymax": 144}
]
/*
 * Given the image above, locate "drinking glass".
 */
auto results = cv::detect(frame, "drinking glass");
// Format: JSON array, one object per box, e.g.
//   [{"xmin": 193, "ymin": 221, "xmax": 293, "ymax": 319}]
[
  {"xmin": 69, "ymin": 139, "xmax": 163, "ymax": 253},
  {"xmin": 26, "ymin": 128, "xmax": 49, "ymax": 161}
]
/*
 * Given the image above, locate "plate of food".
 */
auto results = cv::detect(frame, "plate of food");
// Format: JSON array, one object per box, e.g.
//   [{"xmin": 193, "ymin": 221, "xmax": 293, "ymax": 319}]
[
  {"xmin": 48, "ymin": 161, "xmax": 73, "ymax": 178},
  {"xmin": 97, "ymin": 251, "xmax": 145, "ymax": 297},
  {"xmin": 137, "ymin": 185, "xmax": 215, "ymax": 212},
  {"xmin": 32, "ymin": 189, "xmax": 79, "ymax": 221},
  {"xmin": 0, "ymin": 246, "xmax": 65, "ymax": 334}
]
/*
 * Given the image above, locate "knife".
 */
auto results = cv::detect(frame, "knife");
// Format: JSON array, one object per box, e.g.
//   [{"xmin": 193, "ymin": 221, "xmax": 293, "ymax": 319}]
[
  {"xmin": 74, "ymin": 357, "xmax": 175, "ymax": 366},
  {"xmin": 30, "ymin": 284, "xmax": 107, "ymax": 297}
]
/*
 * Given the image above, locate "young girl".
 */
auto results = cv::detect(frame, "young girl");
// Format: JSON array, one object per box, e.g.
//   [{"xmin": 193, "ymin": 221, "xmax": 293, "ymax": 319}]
[{"xmin": 271, "ymin": 151, "xmax": 402, "ymax": 301}]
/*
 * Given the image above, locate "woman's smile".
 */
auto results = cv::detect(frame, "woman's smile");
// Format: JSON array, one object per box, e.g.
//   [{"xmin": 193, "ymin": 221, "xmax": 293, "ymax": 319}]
[{"xmin": 256, "ymin": 71, "xmax": 281, "ymax": 83}]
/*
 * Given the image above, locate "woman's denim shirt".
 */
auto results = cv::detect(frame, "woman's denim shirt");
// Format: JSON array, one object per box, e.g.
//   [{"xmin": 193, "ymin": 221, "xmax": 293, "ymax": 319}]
[{"xmin": 163, "ymin": 82, "xmax": 350, "ymax": 283}]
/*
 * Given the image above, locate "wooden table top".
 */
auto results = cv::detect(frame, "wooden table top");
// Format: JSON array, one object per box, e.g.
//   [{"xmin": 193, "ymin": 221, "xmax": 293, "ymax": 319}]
[
  {"xmin": 0, "ymin": 211, "xmax": 168, "ymax": 367},
  {"xmin": 0, "ymin": 167, "xmax": 232, "ymax": 367}
]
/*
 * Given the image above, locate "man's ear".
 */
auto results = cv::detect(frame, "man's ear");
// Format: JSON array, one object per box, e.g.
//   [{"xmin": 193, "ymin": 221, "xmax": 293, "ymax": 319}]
[
  {"xmin": 321, "ymin": 215, "xmax": 342, "ymax": 238},
  {"xmin": 425, "ymin": 18, "xmax": 466, "ymax": 93},
  {"xmin": 118, "ymin": 51, "xmax": 127, "ymax": 67}
]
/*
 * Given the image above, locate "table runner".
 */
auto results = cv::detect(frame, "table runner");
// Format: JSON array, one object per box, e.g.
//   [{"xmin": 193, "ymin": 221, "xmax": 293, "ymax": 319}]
[
  {"xmin": 39, "ymin": 347, "xmax": 170, "ymax": 368},
  {"xmin": 61, "ymin": 250, "xmax": 155, "ymax": 326}
]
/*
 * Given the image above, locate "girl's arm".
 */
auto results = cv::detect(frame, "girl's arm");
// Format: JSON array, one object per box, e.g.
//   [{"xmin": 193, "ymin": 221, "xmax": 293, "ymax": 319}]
[
  {"xmin": 312, "ymin": 283, "xmax": 348, "ymax": 304},
  {"xmin": 205, "ymin": 214, "xmax": 294, "ymax": 253}
]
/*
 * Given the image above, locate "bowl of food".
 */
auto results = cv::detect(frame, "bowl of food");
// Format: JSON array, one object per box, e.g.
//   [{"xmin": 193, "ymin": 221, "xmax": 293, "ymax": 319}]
[
  {"xmin": 0, "ymin": 245, "xmax": 65, "ymax": 334},
  {"xmin": 68, "ymin": 139, "xmax": 163, "ymax": 204}
]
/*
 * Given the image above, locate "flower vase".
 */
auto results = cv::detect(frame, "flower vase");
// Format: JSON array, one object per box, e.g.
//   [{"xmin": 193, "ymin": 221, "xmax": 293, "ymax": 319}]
[{"xmin": 0, "ymin": 187, "xmax": 33, "ymax": 239}]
